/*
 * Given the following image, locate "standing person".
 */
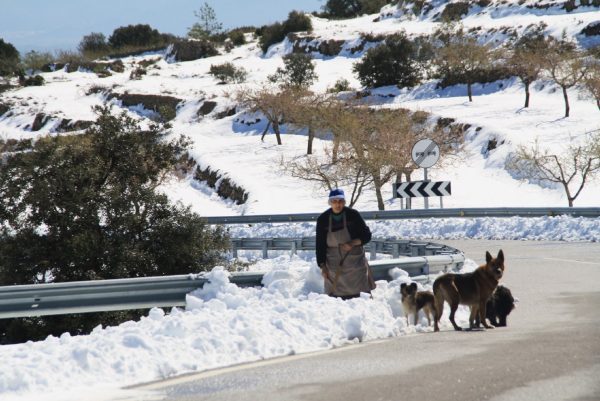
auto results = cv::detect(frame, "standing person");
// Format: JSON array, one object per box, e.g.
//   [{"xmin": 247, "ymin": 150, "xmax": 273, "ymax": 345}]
[{"xmin": 316, "ymin": 188, "xmax": 375, "ymax": 299}]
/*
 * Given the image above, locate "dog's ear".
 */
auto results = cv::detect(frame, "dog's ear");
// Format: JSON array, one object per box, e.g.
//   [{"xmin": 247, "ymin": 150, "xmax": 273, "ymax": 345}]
[
  {"xmin": 410, "ymin": 282, "xmax": 417, "ymax": 290},
  {"xmin": 497, "ymin": 249, "xmax": 504, "ymax": 263},
  {"xmin": 486, "ymin": 251, "xmax": 493, "ymax": 264},
  {"xmin": 400, "ymin": 283, "xmax": 406, "ymax": 289}
]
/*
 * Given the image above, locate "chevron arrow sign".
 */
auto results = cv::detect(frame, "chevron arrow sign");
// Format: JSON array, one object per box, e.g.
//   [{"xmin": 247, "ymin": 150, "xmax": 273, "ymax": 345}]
[{"xmin": 393, "ymin": 181, "xmax": 451, "ymax": 198}]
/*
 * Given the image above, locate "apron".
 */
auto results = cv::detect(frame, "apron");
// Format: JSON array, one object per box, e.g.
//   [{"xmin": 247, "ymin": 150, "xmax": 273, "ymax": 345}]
[{"xmin": 324, "ymin": 213, "xmax": 375, "ymax": 297}]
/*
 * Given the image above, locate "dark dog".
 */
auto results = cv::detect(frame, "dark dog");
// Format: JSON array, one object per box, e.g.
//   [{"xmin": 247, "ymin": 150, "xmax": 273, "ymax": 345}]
[
  {"xmin": 433, "ymin": 250, "xmax": 505, "ymax": 331},
  {"xmin": 400, "ymin": 282, "xmax": 437, "ymax": 327},
  {"xmin": 486, "ymin": 285, "xmax": 515, "ymax": 327}
]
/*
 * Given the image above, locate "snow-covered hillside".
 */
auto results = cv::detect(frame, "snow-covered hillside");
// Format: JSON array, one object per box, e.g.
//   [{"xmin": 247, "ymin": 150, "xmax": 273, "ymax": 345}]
[{"xmin": 1, "ymin": 1, "xmax": 599, "ymax": 216}]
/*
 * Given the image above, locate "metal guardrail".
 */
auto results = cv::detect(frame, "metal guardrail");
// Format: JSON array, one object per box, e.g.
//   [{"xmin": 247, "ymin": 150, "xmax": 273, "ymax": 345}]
[
  {"xmin": 231, "ymin": 237, "xmax": 457, "ymax": 260},
  {"xmin": 0, "ymin": 249, "xmax": 464, "ymax": 319},
  {"xmin": 204, "ymin": 207, "xmax": 600, "ymax": 225}
]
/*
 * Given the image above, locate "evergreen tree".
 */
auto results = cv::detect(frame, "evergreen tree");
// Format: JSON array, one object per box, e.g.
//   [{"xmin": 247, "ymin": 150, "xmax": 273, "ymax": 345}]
[
  {"xmin": 353, "ymin": 32, "xmax": 421, "ymax": 88},
  {"xmin": 0, "ymin": 38, "xmax": 20, "ymax": 77},
  {"xmin": 268, "ymin": 53, "xmax": 318, "ymax": 89},
  {"xmin": 188, "ymin": 2, "xmax": 223, "ymax": 40}
]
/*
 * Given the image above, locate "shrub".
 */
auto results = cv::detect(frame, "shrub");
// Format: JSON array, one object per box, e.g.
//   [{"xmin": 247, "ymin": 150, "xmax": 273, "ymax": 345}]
[
  {"xmin": 0, "ymin": 106, "xmax": 229, "ymax": 343},
  {"xmin": 129, "ymin": 66, "xmax": 147, "ymax": 80},
  {"xmin": 322, "ymin": 0, "xmax": 362, "ymax": 18},
  {"xmin": 259, "ymin": 22, "xmax": 286, "ymax": 53},
  {"xmin": 209, "ymin": 62, "xmax": 247, "ymax": 83},
  {"xmin": 439, "ymin": 2, "xmax": 470, "ymax": 22},
  {"xmin": 0, "ymin": 38, "xmax": 20, "ymax": 77},
  {"xmin": 259, "ymin": 11, "xmax": 313, "ymax": 53},
  {"xmin": 54, "ymin": 49, "xmax": 86, "ymax": 65},
  {"xmin": 322, "ymin": 0, "xmax": 392, "ymax": 18},
  {"xmin": 228, "ymin": 30, "xmax": 246, "ymax": 46},
  {"xmin": 108, "ymin": 24, "xmax": 163, "ymax": 48},
  {"xmin": 78, "ymin": 32, "xmax": 110, "ymax": 58},
  {"xmin": 353, "ymin": 32, "xmax": 421, "ymax": 88},
  {"xmin": 20, "ymin": 74, "xmax": 45, "ymax": 87},
  {"xmin": 21, "ymin": 51, "xmax": 53, "ymax": 74},
  {"xmin": 166, "ymin": 39, "xmax": 218, "ymax": 62},
  {"xmin": 359, "ymin": 0, "xmax": 390, "ymax": 14},
  {"xmin": 283, "ymin": 10, "xmax": 312, "ymax": 33},
  {"xmin": 327, "ymin": 78, "xmax": 352, "ymax": 93}
]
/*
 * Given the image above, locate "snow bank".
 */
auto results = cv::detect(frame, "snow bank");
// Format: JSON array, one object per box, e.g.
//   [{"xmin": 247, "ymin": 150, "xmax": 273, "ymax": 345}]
[
  {"xmin": 227, "ymin": 216, "xmax": 600, "ymax": 242},
  {"xmin": 0, "ymin": 259, "xmax": 476, "ymax": 401}
]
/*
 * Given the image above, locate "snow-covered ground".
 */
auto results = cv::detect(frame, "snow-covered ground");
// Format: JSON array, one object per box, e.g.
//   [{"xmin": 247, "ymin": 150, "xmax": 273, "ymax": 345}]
[
  {"xmin": 0, "ymin": 259, "xmax": 479, "ymax": 401},
  {"xmin": 1, "ymin": 1, "xmax": 599, "ymax": 400}
]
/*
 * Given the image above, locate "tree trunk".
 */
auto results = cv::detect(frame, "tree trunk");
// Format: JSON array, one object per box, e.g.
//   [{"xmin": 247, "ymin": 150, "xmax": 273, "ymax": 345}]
[
  {"xmin": 563, "ymin": 182, "xmax": 573, "ymax": 207},
  {"xmin": 373, "ymin": 175, "xmax": 385, "ymax": 211},
  {"xmin": 467, "ymin": 82, "xmax": 473, "ymax": 102},
  {"xmin": 307, "ymin": 125, "xmax": 314, "ymax": 155},
  {"xmin": 273, "ymin": 119, "xmax": 282, "ymax": 145},
  {"xmin": 562, "ymin": 86, "xmax": 570, "ymax": 118},
  {"xmin": 524, "ymin": 81, "xmax": 530, "ymax": 108},
  {"xmin": 260, "ymin": 121, "xmax": 271, "ymax": 141},
  {"xmin": 332, "ymin": 138, "xmax": 339, "ymax": 163}
]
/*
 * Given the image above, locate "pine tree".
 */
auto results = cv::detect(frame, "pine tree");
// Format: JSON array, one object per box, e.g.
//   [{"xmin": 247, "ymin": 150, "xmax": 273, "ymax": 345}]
[{"xmin": 188, "ymin": 2, "xmax": 223, "ymax": 40}]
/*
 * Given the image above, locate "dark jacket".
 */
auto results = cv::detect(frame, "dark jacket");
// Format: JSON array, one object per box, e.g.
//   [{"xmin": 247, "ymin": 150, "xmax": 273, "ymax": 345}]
[{"xmin": 316, "ymin": 207, "xmax": 372, "ymax": 267}]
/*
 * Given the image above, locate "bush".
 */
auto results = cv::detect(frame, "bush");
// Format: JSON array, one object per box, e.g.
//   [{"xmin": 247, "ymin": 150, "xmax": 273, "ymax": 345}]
[
  {"xmin": 54, "ymin": 49, "xmax": 86, "ymax": 65},
  {"xmin": 78, "ymin": 32, "xmax": 110, "ymax": 58},
  {"xmin": 108, "ymin": 24, "xmax": 163, "ymax": 48},
  {"xmin": 259, "ymin": 22, "xmax": 286, "ymax": 53},
  {"xmin": 322, "ymin": 0, "xmax": 391, "ymax": 18},
  {"xmin": 259, "ymin": 11, "xmax": 313, "ymax": 53},
  {"xmin": 327, "ymin": 78, "xmax": 353, "ymax": 93},
  {"xmin": 209, "ymin": 62, "xmax": 247, "ymax": 83},
  {"xmin": 228, "ymin": 30, "xmax": 246, "ymax": 46},
  {"xmin": 0, "ymin": 106, "xmax": 229, "ymax": 343},
  {"xmin": 21, "ymin": 51, "xmax": 53, "ymax": 74},
  {"xmin": 20, "ymin": 74, "xmax": 44, "ymax": 86},
  {"xmin": 359, "ymin": 0, "xmax": 390, "ymax": 14},
  {"xmin": 165, "ymin": 39, "xmax": 218, "ymax": 62},
  {"xmin": 0, "ymin": 38, "xmax": 20, "ymax": 77},
  {"xmin": 353, "ymin": 32, "xmax": 421, "ymax": 88},
  {"xmin": 283, "ymin": 10, "xmax": 312, "ymax": 33},
  {"xmin": 322, "ymin": 0, "xmax": 361, "ymax": 18},
  {"xmin": 439, "ymin": 2, "xmax": 470, "ymax": 22}
]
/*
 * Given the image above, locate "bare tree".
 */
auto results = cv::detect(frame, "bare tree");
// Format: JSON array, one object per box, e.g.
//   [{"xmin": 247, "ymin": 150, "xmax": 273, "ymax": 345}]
[
  {"xmin": 542, "ymin": 38, "xmax": 588, "ymax": 118},
  {"xmin": 507, "ymin": 135, "xmax": 600, "ymax": 207},
  {"xmin": 284, "ymin": 91, "xmax": 335, "ymax": 155},
  {"xmin": 236, "ymin": 85, "xmax": 300, "ymax": 145},
  {"xmin": 505, "ymin": 33, "xmax": 546, "ymax": 108},
  {"xmin": 583, "ymin": 61, "xmax": 600, "ymax": 111}
]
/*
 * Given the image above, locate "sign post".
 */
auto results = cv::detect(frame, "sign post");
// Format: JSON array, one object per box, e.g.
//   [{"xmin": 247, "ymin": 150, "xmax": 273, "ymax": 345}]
[{"xmin": 411, "ymin": 139, "xmax": 440, "ymax": 210}]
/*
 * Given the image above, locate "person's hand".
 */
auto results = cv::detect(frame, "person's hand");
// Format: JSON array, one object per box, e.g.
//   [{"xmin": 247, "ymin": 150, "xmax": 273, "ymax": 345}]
[{"xmin": 340, "ymin": 242, "xmax": 354, "ymax": 252}]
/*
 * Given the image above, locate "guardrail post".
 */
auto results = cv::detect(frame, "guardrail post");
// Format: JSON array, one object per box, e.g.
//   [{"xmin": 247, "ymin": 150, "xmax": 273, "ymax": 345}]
[
  {"xmin": 291, "ymin": 240, "xmax": 297, "ymax": 256},
  {"xmin": 370, "ymin": 241, "xmax": 377, "ymax": 261},
  {"xmin": 392, "ymin": 243, "xmax": 400, "ymax": 258},
  {"xmin": 262, "ymin": 240, "xmax": 268, "ymax": 259},
  {"xmin": 232, "ymin": 240, "xmax": 238, "ymax": 258}
]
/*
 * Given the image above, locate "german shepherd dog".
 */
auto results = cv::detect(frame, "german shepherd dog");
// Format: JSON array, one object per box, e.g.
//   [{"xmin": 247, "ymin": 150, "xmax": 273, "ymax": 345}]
[
  {"xmin": 400, "ymin": 283, "xmax": 437, "ymax": 327},
  {"xmin": 433, "ymin": 250, "xmax": 505, "ymax": 332}
]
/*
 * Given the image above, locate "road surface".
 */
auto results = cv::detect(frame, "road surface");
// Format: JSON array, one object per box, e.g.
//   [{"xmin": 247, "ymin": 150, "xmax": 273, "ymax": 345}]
[{"xmin": 127, "ymin": 240, "xmax": 600, "ymax": 401}]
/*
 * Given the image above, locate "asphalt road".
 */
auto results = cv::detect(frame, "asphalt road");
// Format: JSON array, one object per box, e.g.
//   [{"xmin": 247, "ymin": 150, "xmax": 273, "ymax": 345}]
[{"xmin": 127, "ymin": 240, "xmax": 600, "ymax": 401}]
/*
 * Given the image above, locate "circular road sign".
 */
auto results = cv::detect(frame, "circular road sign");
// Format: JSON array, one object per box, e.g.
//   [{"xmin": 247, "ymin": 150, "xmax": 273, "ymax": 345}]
[{"xmin": 411, "ymin": 139, "xmax": 440, "ymax": 168}]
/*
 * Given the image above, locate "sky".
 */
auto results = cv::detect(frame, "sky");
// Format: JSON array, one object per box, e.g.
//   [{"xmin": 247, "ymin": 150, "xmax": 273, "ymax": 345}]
[{"xmin": 0, "ymin": 0, "xmax": 324, "ymax": 54}]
